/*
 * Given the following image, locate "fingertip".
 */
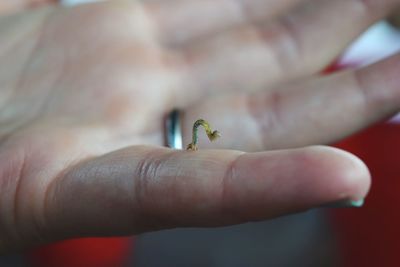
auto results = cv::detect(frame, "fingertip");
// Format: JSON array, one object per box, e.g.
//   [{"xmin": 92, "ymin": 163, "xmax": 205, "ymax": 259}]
[{"xmin": 306, "ymin": 146, "xmax": 371, "ymax": 201}]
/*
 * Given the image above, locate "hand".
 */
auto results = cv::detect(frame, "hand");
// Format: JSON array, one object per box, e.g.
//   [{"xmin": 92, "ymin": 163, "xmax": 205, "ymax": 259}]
[{"xmin": 1, "ymin": 0, "xmax": 399, "ymax": 252}]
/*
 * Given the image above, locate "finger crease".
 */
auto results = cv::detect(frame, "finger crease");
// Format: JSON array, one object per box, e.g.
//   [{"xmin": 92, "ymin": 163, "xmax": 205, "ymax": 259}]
[
  {"xmin": 254, "ymin": 16, "xmax": 301, "ymax": 77},
  {"xmin": 219, "ymin": 153, "xmax": 242, "ymax": 222},
  {"xmin": 353, "ymin": 70, "xmax": 373, "ymax": 115},
  {"xmin": 246, "ymin": 91, "xmax": 286, "ymax": 149},
  {"xmin": 133, "ymin": 151, "xmax": 164, "ymax": 223}
]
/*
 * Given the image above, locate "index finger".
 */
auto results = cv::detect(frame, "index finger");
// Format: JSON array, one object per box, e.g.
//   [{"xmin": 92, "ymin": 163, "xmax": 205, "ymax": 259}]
[{"xmin": 40, "ymin": 145, "xmax": 369, "ymax": 245}]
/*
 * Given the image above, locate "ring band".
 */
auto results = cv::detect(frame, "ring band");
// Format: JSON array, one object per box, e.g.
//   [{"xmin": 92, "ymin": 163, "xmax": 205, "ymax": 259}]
[{"xmin": 165, "ymin": 109, "xmax": 183, "ymax": 149}]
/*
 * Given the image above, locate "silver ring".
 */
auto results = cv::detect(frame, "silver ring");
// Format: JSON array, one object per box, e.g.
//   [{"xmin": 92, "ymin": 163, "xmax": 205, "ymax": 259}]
[{"xmin": 165, "ymin": 109, "xmax": 183, "ymax": 149}]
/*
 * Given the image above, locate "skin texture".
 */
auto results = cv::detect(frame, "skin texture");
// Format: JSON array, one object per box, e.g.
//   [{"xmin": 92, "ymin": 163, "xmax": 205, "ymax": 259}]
[
  {"xmin": 0, "ymin": 0, "xmax": 55, "ymax": 14},
  {"xmin": 0, "ymin": 0, "xmax": 400, "ymax": 252}
]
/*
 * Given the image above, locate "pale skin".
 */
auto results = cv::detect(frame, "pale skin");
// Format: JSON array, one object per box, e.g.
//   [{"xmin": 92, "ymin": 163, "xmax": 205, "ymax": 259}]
[{"xmin": 1, "ymin": 0, "xmax": 400, "ymax": 253}]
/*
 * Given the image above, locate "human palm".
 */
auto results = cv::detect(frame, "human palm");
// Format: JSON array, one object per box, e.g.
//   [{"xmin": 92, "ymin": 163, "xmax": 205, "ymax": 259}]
[{"xmin": 1, "ymin": 0, "xmax": 399, "ymax": 252}]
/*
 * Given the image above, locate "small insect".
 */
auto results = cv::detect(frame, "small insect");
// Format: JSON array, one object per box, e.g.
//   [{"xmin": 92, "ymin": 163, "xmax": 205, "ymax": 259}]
[{"xmin": 187, "ymin": 119, "xmax": 221, "ymax": 151}]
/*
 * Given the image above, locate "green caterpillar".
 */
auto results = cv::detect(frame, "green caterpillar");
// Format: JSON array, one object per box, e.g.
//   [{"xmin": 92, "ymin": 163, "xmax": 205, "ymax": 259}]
[{"xmin": 186, "ymin": 119, "xmax": 220, "ymax": 151}]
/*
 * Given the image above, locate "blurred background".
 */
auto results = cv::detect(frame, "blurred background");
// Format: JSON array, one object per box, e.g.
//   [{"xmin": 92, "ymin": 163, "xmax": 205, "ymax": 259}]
[{"xmin": 1, "ymin": 0, "xmax": 400, "ymax": 266}]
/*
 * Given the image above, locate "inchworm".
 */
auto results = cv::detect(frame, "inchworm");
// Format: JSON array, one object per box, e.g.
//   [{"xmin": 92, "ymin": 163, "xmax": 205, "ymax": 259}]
[{"xmin": 187, "ymin": 119, "xmax": 220, "ymax": 151}]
